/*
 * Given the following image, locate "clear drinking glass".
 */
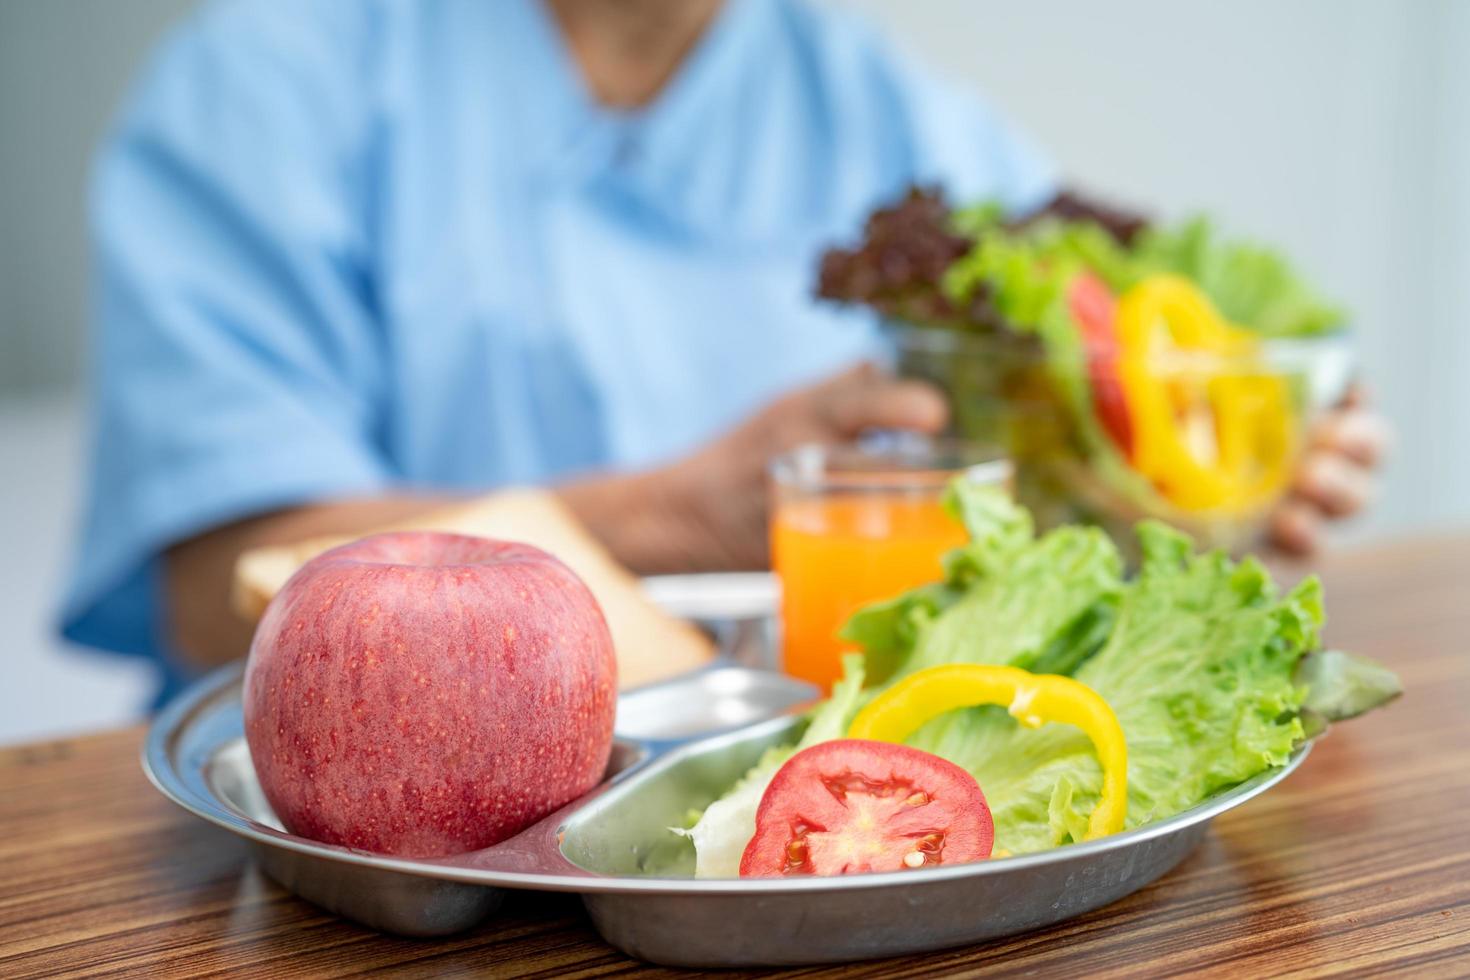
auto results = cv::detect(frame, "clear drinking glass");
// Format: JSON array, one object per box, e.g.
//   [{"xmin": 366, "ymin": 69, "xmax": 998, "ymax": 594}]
[{"xmin": 769, "ymin": 436, "xmax": 1009, "ymax": 692}]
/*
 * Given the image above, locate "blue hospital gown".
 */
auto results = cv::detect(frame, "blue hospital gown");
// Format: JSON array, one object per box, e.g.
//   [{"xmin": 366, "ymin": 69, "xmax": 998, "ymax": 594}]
[{"xmin": 60, "ymin": 0, "xmax": 1055, "ymax": 696}]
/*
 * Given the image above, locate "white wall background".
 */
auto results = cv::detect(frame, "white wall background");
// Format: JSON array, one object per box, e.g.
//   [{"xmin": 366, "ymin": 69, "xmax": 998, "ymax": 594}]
[{"xmin": 2, "ymin": 0, "xmax": 1467, "ymax": 743}]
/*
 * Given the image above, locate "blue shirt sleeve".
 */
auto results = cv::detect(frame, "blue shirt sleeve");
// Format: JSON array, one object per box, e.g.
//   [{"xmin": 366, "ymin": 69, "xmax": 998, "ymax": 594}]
[{"xmin": 60, "ymin": 1, "xmax": 393, "ymax": 664}]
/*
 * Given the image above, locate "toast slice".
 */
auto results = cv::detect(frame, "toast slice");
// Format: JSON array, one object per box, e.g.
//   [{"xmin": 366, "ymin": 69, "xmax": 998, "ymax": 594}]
[{"xmin": 232, "ymin": 490, "xmax": 715, "ymax": 688}]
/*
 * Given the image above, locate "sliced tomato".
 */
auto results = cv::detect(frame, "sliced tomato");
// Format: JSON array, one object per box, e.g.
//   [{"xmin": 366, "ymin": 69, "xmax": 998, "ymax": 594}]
[
  {"xmin": 1068, "ymin": 272, "xmax": 1135, "ymax": 457},
  {"xmin": 738, "ymin": 740, "xmax": 993, "ymax": 878}
]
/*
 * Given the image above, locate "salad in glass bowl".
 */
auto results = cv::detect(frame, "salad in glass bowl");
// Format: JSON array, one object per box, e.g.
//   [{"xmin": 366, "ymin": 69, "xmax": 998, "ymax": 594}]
[{"xmin": 818, "ymin": 189, "xmax": 1354, "ymax": 553}]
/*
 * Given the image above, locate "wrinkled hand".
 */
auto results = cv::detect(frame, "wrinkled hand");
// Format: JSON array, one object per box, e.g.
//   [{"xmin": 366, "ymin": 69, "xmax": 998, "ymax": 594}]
[
  {"xmin": 560, "ymin": 363, "xmax": 948, "ymax": 573},
  {"xmin": 1269, "ymin": 386, "xmax": 1391, "ymax": 555}
]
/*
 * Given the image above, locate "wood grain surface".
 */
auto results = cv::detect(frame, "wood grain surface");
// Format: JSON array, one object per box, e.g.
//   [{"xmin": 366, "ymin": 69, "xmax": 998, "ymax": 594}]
[{"xmin": 2, "ymin": 534, "xmax": 1468, "ymax": 978}]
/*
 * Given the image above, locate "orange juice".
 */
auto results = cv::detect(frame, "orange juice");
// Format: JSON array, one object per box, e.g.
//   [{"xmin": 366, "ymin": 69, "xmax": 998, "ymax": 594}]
[{"xmin": 773, "ymin": 493, "xmax": 967, "ymax": 692}]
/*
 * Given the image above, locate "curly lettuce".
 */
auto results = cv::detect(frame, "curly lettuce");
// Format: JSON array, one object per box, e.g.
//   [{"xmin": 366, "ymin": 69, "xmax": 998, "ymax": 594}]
[
  {"xmin": 1131, "ymin": 217, "xmax": 1344, "ymax": 338},
  {"xmin": 686, "ymin": 485, "xmax": 1397, "ymax": 874},
  {"xmin": 841, "ymin": 480, "xmax": 1120, "ymax": 685},
  {"xmin": 945, "ymin": 208, "xmax": 1345, "ymax": 340},
  {"xmin": 920, "ymin": 521, "xmax": 1322, "ymax": 853}
]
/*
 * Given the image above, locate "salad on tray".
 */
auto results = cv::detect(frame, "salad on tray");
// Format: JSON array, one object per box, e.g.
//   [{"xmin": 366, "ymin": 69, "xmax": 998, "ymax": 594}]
[
  {"xmin": 818, "ymin": 189, "xmax": 1353, "ymax": 552},
  {"xmin": 682, "ymin": 481, "xmax": 1399, "ymax": 878}
]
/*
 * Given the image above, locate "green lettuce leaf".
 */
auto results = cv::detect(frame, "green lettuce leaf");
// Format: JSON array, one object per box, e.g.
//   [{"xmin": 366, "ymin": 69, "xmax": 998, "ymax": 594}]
[
  {"xmin": 942, "ymin": 474, "xmax": 1037, "ymax": 575},
  {"xmin": 1296, "ymin": 648, "xmax": 1403, "ymax": 721},
  {"xmin": 947, "ymin": 209, "xmax": 1345, "ymax": 340},
  {"xmin": 837, "ymin": 582, "xmax": 961, "ymax": 688},
  {"xmin": 686, "ymin": 483, "xmax": 1399, "ymax": 873},
  {"xmin": 839, "ymin": 479, "xmax": 1044, "ymax": 684},
  {"xmin": 1132, "ymin": 217, "xmax": 1344, "ymax": 338},
  {"xmin": 894, "ymin": 523, "xmax": 1121, "ymax": 680},
  {"xmin": 910, "ymin": 521, "xmax": 1323, "ymax": 853}
]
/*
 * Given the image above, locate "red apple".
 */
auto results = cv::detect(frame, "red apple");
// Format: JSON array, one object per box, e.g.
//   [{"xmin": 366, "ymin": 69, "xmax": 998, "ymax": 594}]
[{"xmin": 242, "ymin": 531, "xmax": 616, "ymax": 857}]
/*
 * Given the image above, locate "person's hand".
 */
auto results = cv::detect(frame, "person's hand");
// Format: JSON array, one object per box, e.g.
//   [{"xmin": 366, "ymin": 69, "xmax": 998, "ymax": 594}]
[
  {"xmin": 559, "ymin": 363, "xmax": 948, "ymax": 573},
  {"xmin": 1269, "ymin": 386, "xmax": 1391, "ymax": 555}
]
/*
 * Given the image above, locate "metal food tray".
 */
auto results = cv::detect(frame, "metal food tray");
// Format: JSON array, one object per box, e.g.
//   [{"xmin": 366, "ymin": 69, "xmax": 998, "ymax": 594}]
[{"xmin": 144, "ymin": 659, "xmax": 1308, "ymax": 968}]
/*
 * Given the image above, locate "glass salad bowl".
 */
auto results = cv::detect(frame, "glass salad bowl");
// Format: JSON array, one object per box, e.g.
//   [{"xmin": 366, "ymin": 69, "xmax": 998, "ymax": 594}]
[{"xmin": 885, "ymin": 320, "xmax": 1355, "ymax": 554}]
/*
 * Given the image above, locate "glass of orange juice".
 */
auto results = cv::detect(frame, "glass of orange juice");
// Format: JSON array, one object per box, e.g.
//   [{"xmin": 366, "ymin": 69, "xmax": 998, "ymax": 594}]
[{"xmin": 770, "ymin": 438, "xmax": 1010, "ymax": 692}]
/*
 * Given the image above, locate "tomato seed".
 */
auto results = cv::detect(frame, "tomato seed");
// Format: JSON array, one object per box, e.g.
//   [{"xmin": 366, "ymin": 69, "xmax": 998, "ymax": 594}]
[{"xmin": 904, "ymin": 791, "xmax": 929, "ymax": 807}]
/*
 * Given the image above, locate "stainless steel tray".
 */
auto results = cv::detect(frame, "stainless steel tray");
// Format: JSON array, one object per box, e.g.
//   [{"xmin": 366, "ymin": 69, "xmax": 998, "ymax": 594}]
[{"xmin": 144, "ymin": 662, "xmax": 1309, "ymax": 967}]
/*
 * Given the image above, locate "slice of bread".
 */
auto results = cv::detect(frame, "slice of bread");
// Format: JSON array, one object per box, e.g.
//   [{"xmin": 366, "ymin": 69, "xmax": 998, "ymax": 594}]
[{"xmin": 232, "ymin": 489, "xmax": 715, "ymax": 689}]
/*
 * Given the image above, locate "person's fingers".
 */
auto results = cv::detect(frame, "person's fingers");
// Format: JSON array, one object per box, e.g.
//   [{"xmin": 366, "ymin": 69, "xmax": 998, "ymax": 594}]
[
  {"xmin": 1293, "ymin": 451, "xmax": 1377, "ymax": 518},
  {"xmin": 1308, "ymin": 407, "xmax": 1392, "ymax": 468},
  {"xmin": 1269, "ymin": 498, "xmax": 1322, "ymax": 556},
  {"xmin": 817, "ymin": 368, "xmax": 948, "ymax": 436}
]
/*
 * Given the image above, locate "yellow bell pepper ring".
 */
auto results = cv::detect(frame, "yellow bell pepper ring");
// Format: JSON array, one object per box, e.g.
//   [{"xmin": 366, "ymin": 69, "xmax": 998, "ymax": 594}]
[
  {"xmin": 1113, "ymin": 275, "xmax": 1296, "ymax": 514},
  {"xmin": 847, "ymin": 664, "xmax": 1129, "ymax": 841}
]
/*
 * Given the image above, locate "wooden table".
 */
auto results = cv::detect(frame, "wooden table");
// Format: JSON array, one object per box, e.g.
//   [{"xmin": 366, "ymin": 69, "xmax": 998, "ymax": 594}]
[{"xmin": 3, "ymin": 536, "xmax": 1468, "ymax": 978}]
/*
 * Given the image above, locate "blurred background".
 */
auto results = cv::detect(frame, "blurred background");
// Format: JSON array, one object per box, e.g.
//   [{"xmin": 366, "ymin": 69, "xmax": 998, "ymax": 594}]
[{"xmin": 3, "ymin": 0, "xmax": 1466, "ymax": 744}]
